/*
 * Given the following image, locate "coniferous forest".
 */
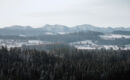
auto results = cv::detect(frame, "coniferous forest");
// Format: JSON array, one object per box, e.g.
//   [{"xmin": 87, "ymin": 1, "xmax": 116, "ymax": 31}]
[
  {"xmin": 0, "ymin": 0, "xmax": 130, "ymax": 80},
  {"xmin": 0, "ymin": 47, "xmax": 130, "ymax": 80}
]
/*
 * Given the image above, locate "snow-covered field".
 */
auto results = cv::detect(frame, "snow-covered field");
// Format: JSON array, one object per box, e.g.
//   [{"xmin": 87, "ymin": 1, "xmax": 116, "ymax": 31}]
[
  {"xmin": 75, "ymin": 46, "xmax": 96, "ymax": 50},
  {"xmin": 1, "ymin": 39, "xmax": 130, "ymax": 50},
  {"xmin": 70, "ymin": 40, "xmax": 130, "ymax": 50},
  {"xmin": 0, "ymin": 39, "xmax": 52, "ymax": 49},
  {"xmin": 44, "ymin": 32, "xmax": 68, "ymax": 35},
  {"xmin": 70, "ymin": 40, "xmax": 96, "ymax": 45},
  {"xmin": 73, "ymin": 44, "xmax": 130, "ymax": 50},
  {"xmin": 100, "ymin": 34, "xmax": 130, "ymax": 40},
  {"xmin": 45, "ymin": 32, "xmax": 55, "ymax": 35}
]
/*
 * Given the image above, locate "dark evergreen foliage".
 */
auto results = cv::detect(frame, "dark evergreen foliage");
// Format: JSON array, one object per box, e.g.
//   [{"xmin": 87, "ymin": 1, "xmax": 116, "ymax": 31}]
[{"xmin": 0, "ymin": 47, "xmax": 130, "ymax": 80}]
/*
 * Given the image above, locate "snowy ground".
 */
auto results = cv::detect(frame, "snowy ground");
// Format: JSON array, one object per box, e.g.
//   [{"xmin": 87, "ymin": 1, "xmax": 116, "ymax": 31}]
[
  {"xmin": 100, "ymin": 34, "xmax": 130, "ymax": 40},
  {"xmin": 0, "ymin": 39, "xmax": 52, "ymax": 49},
  {"xmin": 70, "ymin": 40, "xmax": 130, "ymax": 50},
  {"xmin": 0, "ymin": 39, "xmax": 130, "ymax": 50}
]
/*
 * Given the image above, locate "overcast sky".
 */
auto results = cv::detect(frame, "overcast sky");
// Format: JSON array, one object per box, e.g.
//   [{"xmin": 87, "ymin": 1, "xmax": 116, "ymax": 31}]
[{"xmin": 0, "ymin": 0, "xmax": 130, "ymax": 28}]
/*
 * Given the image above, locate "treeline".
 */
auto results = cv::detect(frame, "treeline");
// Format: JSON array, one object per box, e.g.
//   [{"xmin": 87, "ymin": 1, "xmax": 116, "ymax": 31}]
[
  {"xmin": 112, "ymin": 30, "xmax": 130, "ymax": 35},
  {"xmin": 0, "ymin": 47, "xmax": 130, "ymax": 80},
  {"xmin": 97, "ymin": 38, "xmax": 130, "ymax": 45}
]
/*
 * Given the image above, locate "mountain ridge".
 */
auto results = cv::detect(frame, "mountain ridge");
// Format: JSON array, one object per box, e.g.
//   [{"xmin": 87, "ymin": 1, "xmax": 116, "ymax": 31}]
[{"xmin": 0, "ymin": 24, "xmax": 130, "ymax": 36}]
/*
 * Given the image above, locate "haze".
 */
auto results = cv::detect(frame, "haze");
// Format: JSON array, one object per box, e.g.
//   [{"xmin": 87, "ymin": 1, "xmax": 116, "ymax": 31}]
[{"xmin": 0, "ymin": 0, "xmax": 130, "ymax": 28}]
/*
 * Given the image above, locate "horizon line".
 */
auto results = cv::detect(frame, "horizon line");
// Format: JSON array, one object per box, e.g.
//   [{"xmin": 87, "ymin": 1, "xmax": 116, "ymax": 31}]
[{"xmin": 0, "ymin": 24, "xmax": 130, "ymax": 29}]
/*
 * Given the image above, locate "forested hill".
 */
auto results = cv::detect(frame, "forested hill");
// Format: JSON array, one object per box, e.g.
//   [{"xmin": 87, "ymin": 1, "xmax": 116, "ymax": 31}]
[
  {"xmin": 0, "ymin": 24, "xmax": 130, "ymax": 36},
  {"xmin": 112, "ymin": 30, "xmax": 130, "ymax": 35},
  {"xmin": 0, "ymin": 47, "xmax": 130, "ymax": 80},
  {"xmin": 0, "ymin": 31, "xmax": 103, "ymax": 42}
]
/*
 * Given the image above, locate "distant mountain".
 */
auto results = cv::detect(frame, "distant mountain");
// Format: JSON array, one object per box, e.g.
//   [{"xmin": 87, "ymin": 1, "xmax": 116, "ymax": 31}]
[
  {"xmin": 41, "ymin": 24, "xmax": 70, "ymax": 32},
  {"xmin": 0, "ymin": 24, "xmax": 130, "ymax": 36},
  {"xmin": 0, "ymin": 25, "xmax": 43, "ymax": 36},
  {"xmin": 0, "ymin": 31, "xmax": 104, "ymax": 43},
  {"xmin": 72, "ymin": 24, "xmax": 98, "ymax": 31},
  {"xmin": 3, "ymin": 25, "xmax": 32, "ymax": 30},
  {"xmin": 72, "ymin": 24, "xmax": 130, "ymax": 33}
]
